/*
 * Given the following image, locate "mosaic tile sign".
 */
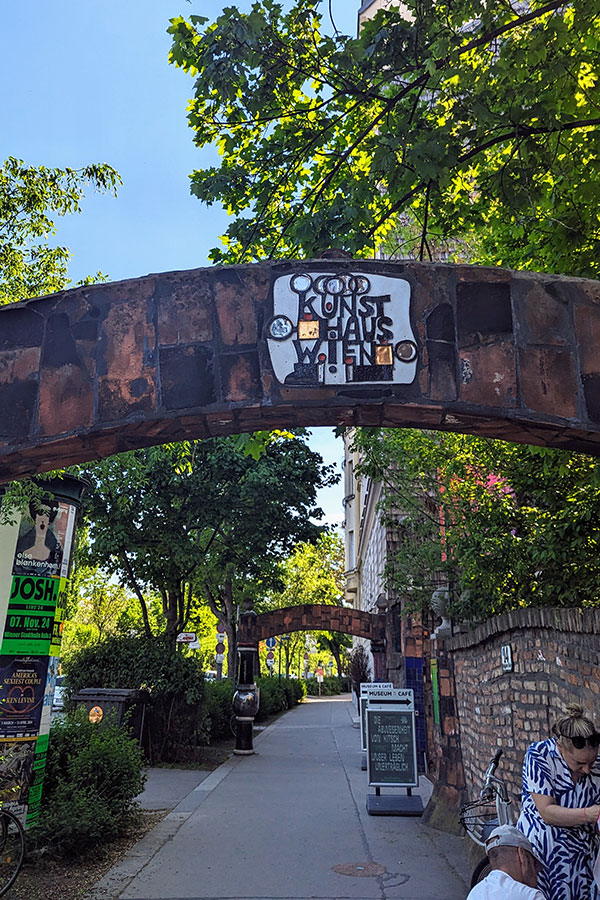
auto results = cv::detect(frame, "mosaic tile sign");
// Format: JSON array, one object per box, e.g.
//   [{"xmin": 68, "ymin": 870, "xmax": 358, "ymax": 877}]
[{"xmin": 266, "ymin": 271, "xmax": 418, "ymax": 386}]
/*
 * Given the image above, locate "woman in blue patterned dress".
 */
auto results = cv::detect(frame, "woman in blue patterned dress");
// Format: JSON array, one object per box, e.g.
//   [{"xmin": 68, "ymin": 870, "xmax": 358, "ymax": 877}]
[{"xmin": 517, "ymin": 704, "xmax": 600, "ymax": 900}]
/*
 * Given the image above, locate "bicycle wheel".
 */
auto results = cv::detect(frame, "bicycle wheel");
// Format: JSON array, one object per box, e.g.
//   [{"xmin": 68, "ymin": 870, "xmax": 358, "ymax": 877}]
[
  {"xmin": 0, "ymin": 810, "xmax": 25, "ymax": 896},
  {"xmin": 471, "ymin": 856, "xmax": 492, "ymax": 888}
]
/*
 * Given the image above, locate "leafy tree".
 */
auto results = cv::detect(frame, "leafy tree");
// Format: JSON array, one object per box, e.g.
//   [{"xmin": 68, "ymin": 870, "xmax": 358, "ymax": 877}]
[
  {"xmin": 353, "ymin": 428, "xmax": 600, "ymax": 622},
  {"xmin": 0, "ymin": 157, "xmax": 120, "ymax": 305},
  {"xmin": 168, "ymin": 0, "xmax": 600, "ymax": 277},
  {"xmin": 79, "ymin": 435, "xmax": 337, "ymax": 673},
  {"xmin": 349, "ymin": 643, "xmax": 372, "ymax": 695},
  {"xmin": 60, "ymin": 563, "xmax": 146, "ymax": 657},
  {"xmin": 261, "ymin": 533, "xmax": 349, "ymax": 676}
]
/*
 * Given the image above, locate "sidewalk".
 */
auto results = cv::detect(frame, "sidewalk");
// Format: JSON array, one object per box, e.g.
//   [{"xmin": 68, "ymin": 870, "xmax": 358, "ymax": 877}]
[{"xmin": 87, "ymin": 694, "xmax": 471, "ymax": 900}]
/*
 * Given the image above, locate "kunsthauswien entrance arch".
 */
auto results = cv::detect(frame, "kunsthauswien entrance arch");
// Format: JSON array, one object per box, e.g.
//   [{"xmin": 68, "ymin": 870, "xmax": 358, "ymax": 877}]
[
  {"xmin": 2, "ymin": 257, "xmax": 600, "ymax": 754},
  {"xmin": 1, "ymin": 258, "xmax": 600, "ymax": 483}
]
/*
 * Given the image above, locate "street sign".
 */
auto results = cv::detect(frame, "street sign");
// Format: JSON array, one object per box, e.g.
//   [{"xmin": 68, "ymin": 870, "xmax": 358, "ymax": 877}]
[
  {"xmin": 266, "ymin": 651, "xmax": 275, "ymax": 660},
  {"xmin": 217, "ymin": 622, "xmax": 226, "ymax": 632},
  {"xmin": 215, "ymin": 653, "xmax": 225, "ymax": 664},
  {"xmin": 216, "ymin": 642, "xmax": 226, "ymax": 654},
  {"xmin": 176, "ymin": 632, "xmax": 197, "ymax": 643},
  {"xmin": 359, "ymin": 683, "xmax": 393, "ymax": 752},
  {"xmin": 266, "ymin": 637, "xmax": 276, "ymax": 649},
  {"xmin": 216, "ymin": 632, "xmax": 226, "ymax": 642},
  {"xmin": 266, "ymin": 657, "xmax": 275, "ymax": 667}
]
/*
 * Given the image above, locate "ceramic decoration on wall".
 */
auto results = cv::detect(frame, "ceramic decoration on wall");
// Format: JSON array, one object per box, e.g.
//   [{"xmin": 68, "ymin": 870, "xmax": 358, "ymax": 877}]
[{"xmin": 266, "ymin": 271, "xmax": 418, "ymax": 386}]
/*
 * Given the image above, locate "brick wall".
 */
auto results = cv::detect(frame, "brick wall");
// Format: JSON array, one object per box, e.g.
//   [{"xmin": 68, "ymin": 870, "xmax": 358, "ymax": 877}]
[{"xmin": 427, "ymin": 607, "xmax": 600, "ymax": 824}]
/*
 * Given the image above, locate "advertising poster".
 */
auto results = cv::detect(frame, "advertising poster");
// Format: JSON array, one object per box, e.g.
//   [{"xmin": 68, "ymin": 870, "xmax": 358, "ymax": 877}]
[
  {"xmin": 0, "ymin": 736, "xmax": 37, "ymax": 813},
  {"xmin": 39, "ymin": 657, "xmax": 60, "ymax": 736},
  {"xmin": 0, "ymin": 656, "xmax": 49, "ymax": 737},
  {"xmin": 12, "ymin": 499, "xmax": 74, "ymax": 579},
  {"xmin": 0, "ymin": 576, "xmax": 67, "ymax": 656},
  {"xmin": 25, "ymin": 733, "xmax": 50, "ymax": 826},
  {"xmin": 0, "ymin": 483, "xmax": 83, "ymax": 830}
]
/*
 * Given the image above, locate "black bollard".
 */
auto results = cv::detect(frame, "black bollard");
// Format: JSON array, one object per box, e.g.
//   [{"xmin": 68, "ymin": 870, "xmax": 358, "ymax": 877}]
[{"xmin": 232, "ymin": 644, "xmax": 259, "ymax": 755}]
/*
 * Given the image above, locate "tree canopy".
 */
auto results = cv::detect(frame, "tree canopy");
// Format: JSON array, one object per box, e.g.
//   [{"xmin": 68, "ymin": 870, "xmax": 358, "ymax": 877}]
[
  {"xmin": 169, "ymin": 0, "xmax": 600, "ymax": 276},
  {"xmin": 353, "ymin": 428, "xmax": 600, "ymax": 622},
  {"xmin": 79, "ymin": 435, "xmax": 337, "ymax": 671},
  {"xmin": 261, "ymin": 532, "xmax": 349, "ymax": 675},
  {"xmin": 0, "ymin": 157, "xmax": 120, "ymax": 305}
]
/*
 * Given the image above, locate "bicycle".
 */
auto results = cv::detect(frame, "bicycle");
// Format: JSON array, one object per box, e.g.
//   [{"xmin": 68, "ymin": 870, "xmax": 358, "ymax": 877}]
[
  {"xmin": 459, "ymin": 748, "xmax": 513, "ymax": 887},
  {"xmin": 0, "ymin": 806, "xmax": 25, "ymax": 896}
]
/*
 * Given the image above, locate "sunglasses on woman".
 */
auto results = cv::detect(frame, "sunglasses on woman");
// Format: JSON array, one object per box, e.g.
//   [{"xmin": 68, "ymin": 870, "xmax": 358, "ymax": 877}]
[{"xmin": 559, "ymin": 732, "xmax": 600, "ymax": 750}]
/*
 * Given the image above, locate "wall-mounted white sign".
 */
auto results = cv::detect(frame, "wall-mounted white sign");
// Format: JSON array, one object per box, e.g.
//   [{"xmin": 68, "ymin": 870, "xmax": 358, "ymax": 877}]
[{"xmin": 267, "ymin": 271, "xmax": 417, "ymax": 386}]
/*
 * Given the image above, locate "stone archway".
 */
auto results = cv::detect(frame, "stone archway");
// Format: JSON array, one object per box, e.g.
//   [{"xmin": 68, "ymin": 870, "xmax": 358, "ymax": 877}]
[
  {"xmin": 237, "ymin": 604, "xmax": 387, "ymax": 681},
  {"xmin": 233, "ymin": 605, "xmax": 388, "ymax": 753},
  {"xmin": 1, "ymin": 259, "xmax": 600, "ymax": 482},
  {"xmin": 237, "ymin": 604, "xmax": 385, "ymax": 643}
]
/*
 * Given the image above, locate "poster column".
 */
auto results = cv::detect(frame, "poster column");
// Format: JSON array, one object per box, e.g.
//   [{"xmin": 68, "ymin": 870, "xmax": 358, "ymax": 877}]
[{"xmin": 0, "ymin": 476, "xmax": 87, "ymax": 827}]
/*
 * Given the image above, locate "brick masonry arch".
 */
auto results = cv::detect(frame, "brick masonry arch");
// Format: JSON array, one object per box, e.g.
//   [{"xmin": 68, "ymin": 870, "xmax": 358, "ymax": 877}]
[
  {"xmin": 1, "ymin": 258, "xmax": 600, "ymax": 481},
  {"xmin": 237, "ymin": 604, "xmax": 386, "ymax": 644}
]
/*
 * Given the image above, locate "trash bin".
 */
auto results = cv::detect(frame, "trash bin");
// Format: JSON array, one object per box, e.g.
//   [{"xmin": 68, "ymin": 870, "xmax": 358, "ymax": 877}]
[{"xmin": 71, "ymin": 688, "xmax": 149, "ymax": 744}]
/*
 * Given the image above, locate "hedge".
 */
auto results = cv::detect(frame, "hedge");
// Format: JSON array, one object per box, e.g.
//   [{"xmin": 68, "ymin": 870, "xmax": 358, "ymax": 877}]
[{"xmin": 303, "ymin": 675, "xmax": 351, "ymax": 695}]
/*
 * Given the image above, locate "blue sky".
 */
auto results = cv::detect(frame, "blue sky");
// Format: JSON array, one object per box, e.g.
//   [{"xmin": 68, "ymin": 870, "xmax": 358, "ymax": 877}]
[{"xmin": 1, "ymin": 1, "xmax": 355, "ymax": 526}]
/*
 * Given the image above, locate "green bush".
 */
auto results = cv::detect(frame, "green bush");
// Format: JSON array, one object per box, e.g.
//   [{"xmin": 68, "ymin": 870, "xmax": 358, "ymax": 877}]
[
  {"xmin": 64, "ymin": 635, "xmax": 207, "ymax": 762},
  {"xmin": 32, "ymin": 707, "xmax": 146, "ymax": 857},
  {"xmin": 64, "ymin": 639, "xmax": 307, "ymax": 759},
  {"xmin": 255, "ymin": 677, "xmax": 304, "ymax": 720},
  {"xmin": 204, "ymin": 679, "xmax": 235, "ymax": 740},
  {"xmin": 304, "ymin": 675, "xmax": 349, "ymax": 695}
]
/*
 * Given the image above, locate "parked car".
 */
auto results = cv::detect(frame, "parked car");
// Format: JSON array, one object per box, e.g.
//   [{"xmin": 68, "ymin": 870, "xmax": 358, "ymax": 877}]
[{"xmin": 52, "ymin": 674, "xmax": 66, "ymax": 710}]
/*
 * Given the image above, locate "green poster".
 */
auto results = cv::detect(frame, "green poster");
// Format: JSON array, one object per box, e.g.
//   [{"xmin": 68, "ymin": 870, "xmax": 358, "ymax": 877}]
[
  {"xmin": 25, "ymin": 732, "xmax": 49, "ymax": 826},
  {"xmin": 1, "ymin": 576, "xmax": 67, "ymax": 655}
]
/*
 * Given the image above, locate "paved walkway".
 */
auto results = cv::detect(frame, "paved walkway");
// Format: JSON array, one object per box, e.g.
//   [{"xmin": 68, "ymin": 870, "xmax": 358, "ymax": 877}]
[{"xmin": 87, "ymin": 694, "xmax": 471, "ymax": 900}]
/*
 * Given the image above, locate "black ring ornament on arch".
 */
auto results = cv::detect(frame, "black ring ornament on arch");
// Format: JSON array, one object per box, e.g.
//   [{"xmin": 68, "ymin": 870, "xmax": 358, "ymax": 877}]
[{"xmin": 266, "ymin": 269, "xmax": 418, "ymax": 387}]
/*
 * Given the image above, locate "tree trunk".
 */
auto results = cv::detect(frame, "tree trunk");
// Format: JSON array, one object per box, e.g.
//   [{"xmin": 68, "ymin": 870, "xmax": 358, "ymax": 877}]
[
  {"xmin": 332, "ymin": 646, "xmax": 342, "ymax": 677},
  {"xmin": 162, "ymin": 586, "xmax": 179, "ymax": 643},
  {"xmin": 204, "ymin": 581, "xmax": 237, "ymax": 680},
  {"xmin": 122, "ymin": 555, "xmax": 153, "ymax": 639}
]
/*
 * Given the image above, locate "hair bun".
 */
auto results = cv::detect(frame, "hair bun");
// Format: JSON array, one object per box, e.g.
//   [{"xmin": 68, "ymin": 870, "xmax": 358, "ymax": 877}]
[{"xmin": 565, "ymin": 703, "xmax": 585, "ymax": 719}]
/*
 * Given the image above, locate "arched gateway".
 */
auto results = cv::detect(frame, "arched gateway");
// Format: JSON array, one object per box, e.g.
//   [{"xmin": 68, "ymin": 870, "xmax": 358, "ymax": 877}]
[
  {"xmin": 238, "ymin": 604, "xmax": 385, "ymax": 644},
  {"xmin": 238, "ymin": 604, "xmax": 387, "ymax": 681},
  {"xmin": 2, "ymin": 259, "xmax": 600, "ymax": 757},
  {"xmin": 1, "ymin": 258, "xmax": 600, "ymax": 482}
]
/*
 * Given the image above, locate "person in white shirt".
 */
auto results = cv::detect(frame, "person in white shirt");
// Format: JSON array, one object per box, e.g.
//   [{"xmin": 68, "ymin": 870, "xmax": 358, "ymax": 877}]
[{"xmin": 467, "ymin": 825, "xmax": 547, "ymax": 900}]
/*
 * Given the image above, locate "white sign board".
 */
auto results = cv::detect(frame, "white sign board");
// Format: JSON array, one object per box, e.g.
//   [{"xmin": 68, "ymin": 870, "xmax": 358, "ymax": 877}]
[
  {"xmin": 359, "ymin": 683, "xmax": 393, "ymax": 752},
  {"xmin": 176, "ymin": 632, "xmax": 197, "ymax": 643},
  {"xmin": 267, "ymin": 272, "xmax": 418, "ymax": 387}
]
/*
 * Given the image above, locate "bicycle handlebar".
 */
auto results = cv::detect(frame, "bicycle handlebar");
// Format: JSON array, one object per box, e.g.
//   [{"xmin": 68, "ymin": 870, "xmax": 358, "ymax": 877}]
[{"xmin": 485, "ymin": 748, "xmax": 503, "ymax": 779}]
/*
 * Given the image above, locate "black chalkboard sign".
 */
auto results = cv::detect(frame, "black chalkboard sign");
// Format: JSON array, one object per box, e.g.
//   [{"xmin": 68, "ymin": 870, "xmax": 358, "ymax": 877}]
[
  {"xmin": 366, "ymin": 708, "xmax": 417, "ymax": 787},
  {"xmin": 360, "ymin": 697, "xmax": 368, "ymax": 751}
]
